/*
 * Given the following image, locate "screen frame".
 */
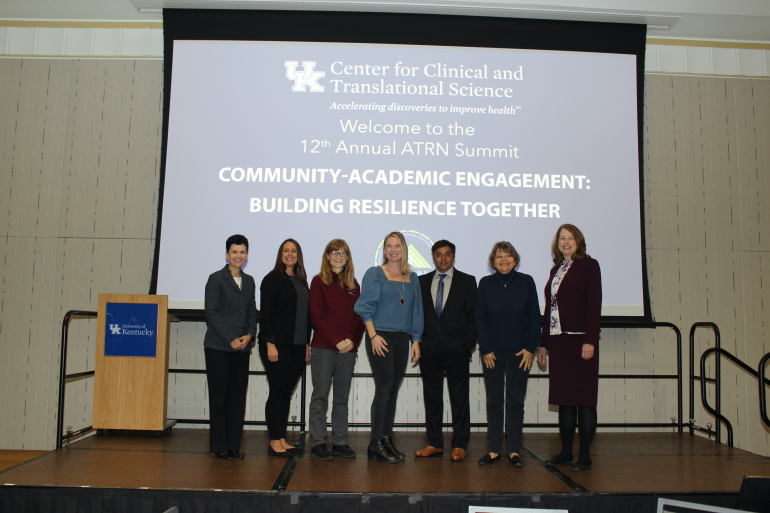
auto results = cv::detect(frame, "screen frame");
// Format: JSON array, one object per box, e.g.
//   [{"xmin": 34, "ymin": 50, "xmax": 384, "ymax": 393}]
[{"xmin": 151, "ymin": 8, "xmax": 651, "ymax": 322}]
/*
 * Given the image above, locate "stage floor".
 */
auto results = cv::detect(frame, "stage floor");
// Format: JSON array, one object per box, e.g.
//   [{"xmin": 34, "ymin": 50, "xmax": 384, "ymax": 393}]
[{"xmin": 1, "ymin": 429, "xmax": 768, "ymax": 495}]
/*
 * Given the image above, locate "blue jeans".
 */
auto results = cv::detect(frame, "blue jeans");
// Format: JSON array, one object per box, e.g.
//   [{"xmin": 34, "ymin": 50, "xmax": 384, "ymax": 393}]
[{"xmin": 482, "ymin": 350, "xmax": 531, "ymax": 454}]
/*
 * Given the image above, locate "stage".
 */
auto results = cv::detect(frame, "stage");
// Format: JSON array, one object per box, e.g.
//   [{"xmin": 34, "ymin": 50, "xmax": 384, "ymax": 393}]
[{"xmin": 1, "ymin": 429, "xmax": 767, "ymax": 512}]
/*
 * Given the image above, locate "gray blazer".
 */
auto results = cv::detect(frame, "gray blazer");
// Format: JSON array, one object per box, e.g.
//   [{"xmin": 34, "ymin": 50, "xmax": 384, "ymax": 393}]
[{"xmin": 204, "ymin": 265, "xmax": 258, "ymax": 352}]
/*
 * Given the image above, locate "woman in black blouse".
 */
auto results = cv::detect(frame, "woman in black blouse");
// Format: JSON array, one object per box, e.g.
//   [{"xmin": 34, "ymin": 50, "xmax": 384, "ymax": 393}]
[{"xmin": 258, "ymin": 238, "xmax": 312, "ymax": 457}]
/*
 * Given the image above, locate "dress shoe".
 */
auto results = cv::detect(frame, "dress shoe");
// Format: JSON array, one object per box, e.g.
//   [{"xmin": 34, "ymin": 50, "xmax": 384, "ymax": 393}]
[
  {"xmin": 382, "ymin": 435, "xmax": 405, "ymax": 461},
  {"xmin": 214, "ymin": 452, "xmax": 233, "ymax": 461},
  {"xmin": 509, "ymin": 454, "xmax": 524, "ymax": 467},
  {"xmin": 478, "ymin": 453, "xmax": 501, "ymax": 465},
  {"xmin": 545, "ymin": 454, "xmax": 574, "ymax": 467},
  {"xmin": 367, "ymin": 438, "xmax": 400, "ymax": 463},
  {"xmin": 414, "ymin": 445, "xmax": 444, "ymax": 457},
  {"xmin": 227, "ymin": 451, "xmax": 245, "ymax": 459},
  {"xmin": 331, "ymin": 445, "xmax": 356, "ymax": 458},
  {"xmin": 572, "ymin": 458, "xmax": 592, "ymax": 472},
  {"xmin": 311, "ymin": 444, "xmax": 334, "ymax": 461},
  {"xmin": 267, "ymin": 446, "xmax": 295, "ymax": 458},
  {"xmin": 451, "ymin": 448, "xmax": 466, "ymax": 461}
]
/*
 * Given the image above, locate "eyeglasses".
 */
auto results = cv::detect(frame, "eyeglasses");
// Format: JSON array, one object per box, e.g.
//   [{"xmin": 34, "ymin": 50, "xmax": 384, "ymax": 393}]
[{"xmin": 329, "ymin": 251, "xmax": 347, "ymax": 257}]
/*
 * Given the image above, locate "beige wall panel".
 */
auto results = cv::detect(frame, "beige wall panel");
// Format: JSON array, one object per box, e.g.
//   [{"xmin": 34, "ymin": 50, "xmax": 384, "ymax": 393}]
[
  {"xmin": 0, "ymin": 59, "xmax": 70, "ymax": 239},
  {"xmin": 0, "ymin": 235, "xmax": 59, "ymax": 448},
  {"xmin": 735, "ymin": 79, "xmax": 770, "ymax": 252},
  {"xmin": 58, "ymin": 59, "xmax": 162, "ymax": 240}
]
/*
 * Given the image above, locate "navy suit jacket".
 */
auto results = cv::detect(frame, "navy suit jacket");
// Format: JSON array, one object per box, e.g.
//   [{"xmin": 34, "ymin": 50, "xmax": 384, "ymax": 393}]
[{"xmin": 419, "ymin": 268, "xmax": 478, "ymax": 358}]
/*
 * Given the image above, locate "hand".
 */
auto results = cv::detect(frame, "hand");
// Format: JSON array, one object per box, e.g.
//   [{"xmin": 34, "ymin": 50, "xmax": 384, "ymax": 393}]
[
  {"xmin": 305, "ymin": 345, "xmax": 312, "ymax": 361},
  {"xmin": 267, "ymin": 342, "xmax": 278, "ymax": 362},
  {"xmin": 483, "ymin": 352, "xmax": 496, "ymax": 369},
  {"xmin": 230, "ymin": 334, "xmax": 251, "ymax": 351},
  {"xmin": 582, "ymin": 344, "xmax": 594, "ymax": 360},
  {"xmin": 411, "ymin": 341, "xmax": 420, "ymax": 363},
  {"xmin": 336, "ymin": 339, "xmax": 355, "ymax": 354},
  {"xmin": 371, "ymin": 334, "xmax": 388, "ymax": 357},
  {"xmin": 537, "ymin": 347, "xmax": 548, "ymax": 367},
  {"xmin": 517, "ymin": 349, "xmax": 534, "ymax": 371}
]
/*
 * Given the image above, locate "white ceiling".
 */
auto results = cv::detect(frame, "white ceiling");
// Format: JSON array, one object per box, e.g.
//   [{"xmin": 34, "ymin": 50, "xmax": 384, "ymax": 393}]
[{"xmin": 1, "ymin": 0, "xmax": 769, "ymax": 43}]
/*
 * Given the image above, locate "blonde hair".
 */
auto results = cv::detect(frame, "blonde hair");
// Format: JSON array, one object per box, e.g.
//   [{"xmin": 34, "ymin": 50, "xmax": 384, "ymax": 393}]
[
  {"xmin": 551, "ymin": 224, "xmax": 589, "ymax": 265},
  {"xmin": 381, "ymin": 231, "xmax": 412, "ymax": 275},
  {"xmin": 318, "ymin": 239, "xmax": 356, "ymax": 290}
]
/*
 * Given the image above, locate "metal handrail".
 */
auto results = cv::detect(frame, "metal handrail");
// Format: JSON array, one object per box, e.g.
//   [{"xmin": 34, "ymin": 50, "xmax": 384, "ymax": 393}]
[
  {"xmin": 690, "ymin": 322, "xmax": 721, "ymax": 441},
  {"xmin": 699, "ymin": 347, "xmax": 770, "ymax": 447},
  {"xmin": 759, "ymin": 352, "xmax": 770, "ymax": 429},
  {"xmin": 57, "ymin": 310, "xmax": 98, "ymax": 450}
]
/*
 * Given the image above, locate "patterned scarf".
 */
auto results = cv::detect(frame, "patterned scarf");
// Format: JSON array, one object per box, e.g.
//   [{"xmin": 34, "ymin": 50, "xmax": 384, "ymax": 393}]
[{"xmin": 549, "ymin": 259, "xmax": 574, "ymax": 335}]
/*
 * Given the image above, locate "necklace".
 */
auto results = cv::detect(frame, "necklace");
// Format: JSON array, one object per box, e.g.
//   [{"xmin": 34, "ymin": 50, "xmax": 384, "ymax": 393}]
[
  {"xmin": 394, "ymin": 280, "xmax": 405, "ymax": 304},
  {"xmin": 497, "ymin": 273, "xmax": 513, "ymax": 288}
]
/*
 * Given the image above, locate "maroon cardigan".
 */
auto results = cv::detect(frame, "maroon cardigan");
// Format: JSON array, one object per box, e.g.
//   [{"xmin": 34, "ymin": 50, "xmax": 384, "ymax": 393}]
[
  {"xmin": 539, "ymin": 257, "xmax": 602, "ymax": 349},
  {"xmin": 309, "ymin": 273, "xmax": 365, "ymax": 352}
]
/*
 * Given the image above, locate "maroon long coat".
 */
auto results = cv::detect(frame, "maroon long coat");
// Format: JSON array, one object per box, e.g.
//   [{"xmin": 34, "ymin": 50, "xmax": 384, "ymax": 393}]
[{"xmin": 539, "ymin": 257, "xmax": 602, "ymax": 407}]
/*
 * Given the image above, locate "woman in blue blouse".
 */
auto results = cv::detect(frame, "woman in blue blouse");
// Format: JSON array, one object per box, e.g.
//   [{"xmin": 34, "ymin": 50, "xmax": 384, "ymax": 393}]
[
  {"xmin": 354, "ymin": 231, "xmax": 424, "ymax": 463},
  {"xmin": 476, "ymin": 241, "xmax": 541, "ymax": 466}
]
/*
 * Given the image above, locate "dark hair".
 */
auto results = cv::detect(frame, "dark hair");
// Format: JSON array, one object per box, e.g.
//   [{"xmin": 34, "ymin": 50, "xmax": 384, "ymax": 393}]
[
  {"xmin": 226, "ymin": 234, "xmax": 249, "ymax": 252},
  {"xmin": 550, "ymin": 224, "xmax": 589, "ymax": 265},
  {"xmin": 272, "ymin": 238, "xmax": 308, "ymax": 287},
  {"xmin": 431, "ymin": 239, "xmax": 456, "ymax": 255},
  {"xmin": 487, "ymin": 241, "xmax": 521, "ymax": 270}
]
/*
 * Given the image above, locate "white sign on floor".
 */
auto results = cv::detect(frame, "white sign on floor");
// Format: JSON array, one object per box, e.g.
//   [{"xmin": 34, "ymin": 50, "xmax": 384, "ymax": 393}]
[{"xmin": 469, "ymin": 507, "xmax": 568, "ymax": 513}]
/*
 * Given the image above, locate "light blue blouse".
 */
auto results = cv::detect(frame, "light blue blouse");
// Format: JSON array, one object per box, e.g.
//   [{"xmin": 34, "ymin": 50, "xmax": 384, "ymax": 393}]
[{"xmin": 354, "ymin": 266, "xmax": 424, "ymax": 341}]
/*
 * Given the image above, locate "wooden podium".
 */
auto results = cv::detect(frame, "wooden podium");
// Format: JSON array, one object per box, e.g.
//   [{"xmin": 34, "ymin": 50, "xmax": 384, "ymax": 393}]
[{"xmin": 93, "ymin": 294, "xmax": 176, "ymax": 433}]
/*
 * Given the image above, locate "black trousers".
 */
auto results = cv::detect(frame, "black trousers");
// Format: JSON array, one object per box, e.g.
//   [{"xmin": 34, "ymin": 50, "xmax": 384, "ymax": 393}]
[
  {"xmin": 204, "ymin": 347, "xmax": 251, "ymax": 453},
  {"xmin": 482, "ymin": 350, "xmax": 531, "ymax": 455},
  {"xmin": 365, "ymin": 331, "xmax": 410, "ymax": 440},
  {"xmin": 419, "ymin": 348, "xmax": 470, "ymax": 449},
  {"xmin": 259, "ymin": 343, "xmax": 305, "ymax": 440}
]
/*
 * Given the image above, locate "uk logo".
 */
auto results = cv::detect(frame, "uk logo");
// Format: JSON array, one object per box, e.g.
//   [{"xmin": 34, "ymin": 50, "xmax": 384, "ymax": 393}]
[
  {"xmin": 109, "ymin": 324, "xmax": 122, "ymax": 335},
  {"xmin": 285, "ymin": 61, "xmax": 325, "ymax": 92}
]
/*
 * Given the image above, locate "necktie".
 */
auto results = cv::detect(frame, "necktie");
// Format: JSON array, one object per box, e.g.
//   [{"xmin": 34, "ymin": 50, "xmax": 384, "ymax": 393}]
[{"xmin": 435, "ymin": 274, "xmax": 447, "ymax": 318}]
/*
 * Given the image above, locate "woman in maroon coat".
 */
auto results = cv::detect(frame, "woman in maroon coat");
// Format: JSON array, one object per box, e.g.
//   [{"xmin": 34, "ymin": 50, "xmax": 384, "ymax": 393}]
[
  {"xmin": 536, "ymin": 224, "xmax": 602, "ymax": 472},
  {"xmin": 307, "ymin": 239, "xmax": 365, "ymax": 461}
]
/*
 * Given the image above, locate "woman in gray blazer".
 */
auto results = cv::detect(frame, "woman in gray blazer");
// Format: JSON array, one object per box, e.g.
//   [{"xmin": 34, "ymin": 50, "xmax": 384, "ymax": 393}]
[{"xmin": 204, "ymin": 234, "xmax": 258, "ymax": 461}]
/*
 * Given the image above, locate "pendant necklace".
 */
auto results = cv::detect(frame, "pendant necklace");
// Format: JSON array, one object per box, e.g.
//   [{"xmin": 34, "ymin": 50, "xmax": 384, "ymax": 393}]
[
  {"xmin": 394, "ymin": 280, "xmax": 405, "ymax": 304},
  {"xmin": 497, "ymin": 273, "xmax": 513, "ymax": 288}
]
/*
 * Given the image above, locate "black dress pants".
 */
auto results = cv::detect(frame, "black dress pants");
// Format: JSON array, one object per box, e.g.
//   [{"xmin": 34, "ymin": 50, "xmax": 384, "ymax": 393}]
[
  {"xmin": 419, "ymin": 347, "xmax": 470, "ymax": 449},
  {"xmin": 204, "ymin": 347, "xmax": 251, "ymax": 453},
  {"xmin": 365, "ymin": 331, "xmax": 410, "ymax": 440},
  {"xmin": 259, "ymin": 343, "xmax": 306, "ymax": 440}
]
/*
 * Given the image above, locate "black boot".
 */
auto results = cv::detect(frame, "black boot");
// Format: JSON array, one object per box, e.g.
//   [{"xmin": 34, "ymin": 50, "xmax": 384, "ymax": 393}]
[
  {"xmin": 382, "ymin": 435, "xmax": 405, "ymax": 461},
  {"xmin": 368, "ymin": 438, "xmax": 399, "ymax": 463}
]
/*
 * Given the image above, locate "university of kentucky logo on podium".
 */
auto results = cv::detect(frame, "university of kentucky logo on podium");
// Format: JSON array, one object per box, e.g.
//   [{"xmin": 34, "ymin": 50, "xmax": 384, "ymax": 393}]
[{"xmin": 104, "ymin": 303, "xmax": 159, "ymax": 357}]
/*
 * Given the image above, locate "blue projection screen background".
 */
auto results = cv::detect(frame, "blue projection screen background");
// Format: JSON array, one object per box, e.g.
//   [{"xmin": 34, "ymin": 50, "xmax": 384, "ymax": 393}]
[{"xmin": 155, "ymin": 39, "xmax": 644, "ymax": 316}]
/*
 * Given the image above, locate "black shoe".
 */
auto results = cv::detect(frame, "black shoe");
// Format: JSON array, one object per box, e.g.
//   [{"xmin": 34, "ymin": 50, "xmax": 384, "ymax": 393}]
[
  {"xmin": 311, "ymin": 444, "xmax": 334, "ymax": 461},
  {"xmin": 509, "ymin": 454, "xmax": 524, "ymax": 467},
  {"xmin": 478, "ymin": 454, "xmax": 501, "ymax": 465},
  {"xmin": 572, "ymin": 458, "xmax": 592, "ymax": 472},
  {"xmin": 545, "ymin": 454, "xmax": 574, "ymax": 466},
  {"xmin": 227, "ymin": 451, "xmax": 245, "ymax": 459},
  {"xmin": 331, "ymin": 445, "xmax": 356, "ymax": 458},
  {"xmin": 267, "ymin": 446, "xmax": 295, "ymax": 458},
  {"xmin": 382, "ymin": 435, "xmax": 405, "ymax": 461},
  {"xmin": 214, "ymin": 452, "xmax": 233, "ymax": 461},
  {"xmin": 367, "ymin": 438, "xmax": 400, "ymax": 463}
]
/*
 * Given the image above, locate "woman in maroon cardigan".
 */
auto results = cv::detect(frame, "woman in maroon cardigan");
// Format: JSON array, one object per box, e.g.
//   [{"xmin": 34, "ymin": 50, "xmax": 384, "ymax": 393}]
[
  {"xmin": 536, "ymin": 224, "xmax": 602, "ymax": 472},
  {"xmin": 308, "ymin": 239, "xmax": 365, "ymax": 461}
]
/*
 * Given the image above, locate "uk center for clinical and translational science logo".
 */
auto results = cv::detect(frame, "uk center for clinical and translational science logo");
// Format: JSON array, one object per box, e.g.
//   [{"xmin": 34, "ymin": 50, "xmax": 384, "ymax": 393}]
[
  {"xmin": 374, "ymin": 231, "xmax": 435, "ymax": 276},
  {"xmin": 285, "ymin": 61, "xmax": 325, "ymax": 92}
]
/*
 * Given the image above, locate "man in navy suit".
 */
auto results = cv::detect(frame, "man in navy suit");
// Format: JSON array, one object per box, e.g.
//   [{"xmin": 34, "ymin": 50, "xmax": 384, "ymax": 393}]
[{"xmin": 414, "ymin": 240, "xmax": 477, "ymax": 461}]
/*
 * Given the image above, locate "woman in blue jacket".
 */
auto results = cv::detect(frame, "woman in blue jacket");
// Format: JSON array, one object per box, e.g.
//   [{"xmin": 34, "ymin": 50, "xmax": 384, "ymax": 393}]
[{"xmin": 354, "ymin": 231, "xmax": 423, "ymax": 463}]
